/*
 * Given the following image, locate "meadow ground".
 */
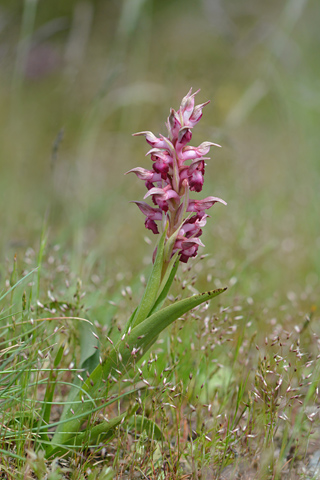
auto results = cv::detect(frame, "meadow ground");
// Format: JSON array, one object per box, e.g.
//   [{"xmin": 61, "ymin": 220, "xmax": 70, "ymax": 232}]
[{"xmin": 0, "ymin": 1, "xmax": 320, "ymax": 478}]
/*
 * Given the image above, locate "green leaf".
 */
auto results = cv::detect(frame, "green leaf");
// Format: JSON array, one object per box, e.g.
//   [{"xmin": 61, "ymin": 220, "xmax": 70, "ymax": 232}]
[
  {"xmin": 49, "ymin": 287, "xmax": 226, "ymax": 450},
  {"xmin": 129, "ymin": 414, "xmax": 164, "ymax": 441},
  {"xmin": 129, "ymin": 228, "xmax": 166, "ymax": 329},
  {"xmin": 129, "ymin": 287, "xmax": 227, "ymax": 364},
  {"xmin": 38, "ymin": 343, "xmax": 65, "ymax": 444},
  {"xmin": 148, "ymin": 256, "xmax": 179, "ymax": 316},
  {"xmin": 124, "ymin": 306, "xmax": 138, "ymax": 334},
  {"xmin": 79, "ymin": 321, "xmax": 100, "ymax": 375},
  {"xmin": 158, "ymin": 252, "xmax": 179, "ymax": 295},
  {"xmin": 0, "ymin": 268, "xmax": 38, "ymax": 303},
  {"xmin": 65, "ymin": 320, "xmax": 100, "ymax": 406},
  {"xmin": 47, "ymin": 412, "xmax": 127, "ymax": 457},
  {"xmin": 46, "ymin": 388, "xmax": 142, "ymax": 456}
]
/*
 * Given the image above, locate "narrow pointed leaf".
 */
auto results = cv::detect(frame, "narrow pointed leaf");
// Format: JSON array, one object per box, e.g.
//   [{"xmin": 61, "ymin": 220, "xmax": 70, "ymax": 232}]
[
  {"xmin": 0, "ymin": 268, "xmax": 37, "ymax": 303},
  {"xmin": 130, "ymin": 228, "xmax": 166, "ymax": 329},
  {"xmin": 149, "ymin": 258, "xmax": 179, "ymax": 316},
  {"xmin": 38, "ymin": 343, "xmax": 65, "ymax": 444},
  {"xmin": 129, "ymin": 415, "xmax": 164, "ymax": 441},
  {"xmin": 49, "ymin": 287, "xmax": 226, "ymax": 448},
  {"xmin": 47, "ymin": 412, "xmax": 126, "ymax": 457},
  {"xmin": 79, "ymin": 321, "xmax": 100, "ymax": 374},
  {"xmin": 158, "ymin": 251, "xmax": 179, "ymax": 295},
  {"xmin": 46, "ymin": 388, "xmax": 142, "ymax": 456},
  {"xmin": 129, "ymin": 287, "xmax": 227, "ymax": 356}
]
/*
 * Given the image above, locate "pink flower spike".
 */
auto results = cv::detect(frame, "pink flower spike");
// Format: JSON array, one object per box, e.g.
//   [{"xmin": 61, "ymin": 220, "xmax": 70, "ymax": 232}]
[
  {"xmin": 187, "ymin": 196, "xmax": 227, "ymax": 212},
  {"xmin": 130, "ymin": 89, "xmax": 226, "ymax": 263}
]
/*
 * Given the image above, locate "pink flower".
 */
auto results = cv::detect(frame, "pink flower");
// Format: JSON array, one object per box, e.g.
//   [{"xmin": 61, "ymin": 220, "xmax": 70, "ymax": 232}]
[
  {"xmin": 133, "ymin": 131, "xmax": 173, "ymax": 152},
  {"xmin": 126, "ymin": 167, "xmax": 162, "ymax": 183},
  {"xmin": 148, "ymin": 149, "xmax": 173, "ymax": 180},
  {"xmin": 187, "ymin": 196, "xmax": 227, "ymax": 213},
  {"xmin": 132, "ymin": 201, "xmax": 163, "ymax": 234},
  {"xmin": 187, "ymin": 160, "xmax": 205, "ymax": 192},
  {"xmin": 144, "ymin": 186, "xmax": 180, "ymax": 212},
  {"xmin": 188, "ymin": 101, "xmax": 210, "ymax": 128},
  {"xmin": 173, "ymin": 237, "xmax": 204, "ymax": 263},
  {"xmin": 129, "ymin": 89, "xmax": 226, "ymax": 262},
  {"xmin": 178, "ymin": 88, "xmax": 210, "ymax": 128},
  {"xmin": 180, "ymin": 141, "xmax": 221, "ymax": 161},
  {"xmin": 166, "ymin": 108, "xmax": 181, "ymax": 140},
  {"xmin": 177, "ymin": 126, "xmax": 193, "ymax": 146}
]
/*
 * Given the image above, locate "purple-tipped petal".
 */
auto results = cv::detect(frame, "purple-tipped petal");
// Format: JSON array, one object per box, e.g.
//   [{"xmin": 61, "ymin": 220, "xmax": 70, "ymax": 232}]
[
  {"xmin": 181, "ymin": 141, "xmax": 221, "ymax": 161},
  {"xmin": 166, "ymin": 108, "xmax": 181, "ymax": 139},
  {"xmin": 145, "ymin": 218, "xmax": 159, "ymax": 234},
  {"xmin": 187, "ymin": 160, "xmax": 205, "ymax": 192},
  {"xmin": 178, "ymin": 126, "xmax": 193, "ymax": 145},
  {"xmin": 188, "ymin": 171, "xmax": 204, "ymax": 192},
  {"xmin": 178, "ymin": 237, "xmax": 204, "ymax": 263},
  {"xmin": 188, "ymin": 100, "xmax": 210, "ymax": 127},
  {"xmin": 126, "ymin": 167, "xmax": 161, "ymax": 182},
  {"xmin": 144, "ymin": 187, "xmax": 179, "ymax": 201},
  {"xmin": 179, "ymin": 88, "xmax": 200, "ymax": 124},
  {"xmin": 132, "ymin": 201, "xmax": 163, "ymax": 220},
  {"xmin": 144, "ymin": 186, "xmax": 180, "ymax": 213},
  {"xmin": 150, "ymin": 150, "xmax": 173, "ymax": 180},
  {"xmin": 187, "ymin": 196, "xmax": 227, "ymax": 212},
  {"xmin": 133, "ymin": 131, "xmax": 173, "ymax": 150}
]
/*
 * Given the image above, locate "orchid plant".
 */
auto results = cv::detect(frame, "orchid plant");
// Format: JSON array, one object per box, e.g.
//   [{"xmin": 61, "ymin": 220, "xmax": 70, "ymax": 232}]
[{"xmin": 45, "ymin": 89, "xmax": 227, "ymax": 457}]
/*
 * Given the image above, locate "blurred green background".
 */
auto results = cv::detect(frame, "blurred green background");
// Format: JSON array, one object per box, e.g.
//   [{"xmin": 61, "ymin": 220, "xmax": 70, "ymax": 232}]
[{"xmin": 0, "ymin": 0, "xmax": 319, "ymax": 303}]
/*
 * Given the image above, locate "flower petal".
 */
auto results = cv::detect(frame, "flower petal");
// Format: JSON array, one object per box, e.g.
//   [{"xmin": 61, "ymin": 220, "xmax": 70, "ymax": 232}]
[
  {"xmin": 126, "ymin": 167, "xmax": 161, "ymax": 182},
  {"xmin": 187, "ymin": 196, "xmax": 227, "ymax": 212},
  {"xmin": 131, "ymin": 201, "xmax": 163, "ymax": 220}
]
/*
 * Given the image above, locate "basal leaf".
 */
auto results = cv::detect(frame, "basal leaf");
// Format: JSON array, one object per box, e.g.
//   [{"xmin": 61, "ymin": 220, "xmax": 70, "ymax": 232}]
[
  {"xmin": 49, "ymin": 287, "xmax": 226, "ymax": 449},
  {"xmin": 79, "ymin": 320, "xmax": 100, "ymax": 375},
  {"xmin": 47, "ymin": 413, "xmax": 126, "ymax": 457},
  {"xmin": 129, "ymin": 414, "xmax": 164, "ymax": 441}
]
